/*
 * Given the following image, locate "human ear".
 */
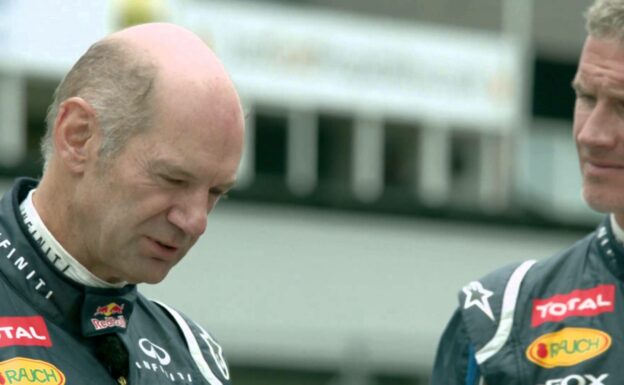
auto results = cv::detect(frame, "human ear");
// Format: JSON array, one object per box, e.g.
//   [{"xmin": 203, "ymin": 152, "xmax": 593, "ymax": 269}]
[{"xmin": 53, "ymin": 97, "xmax": 100, "ymax": 174}]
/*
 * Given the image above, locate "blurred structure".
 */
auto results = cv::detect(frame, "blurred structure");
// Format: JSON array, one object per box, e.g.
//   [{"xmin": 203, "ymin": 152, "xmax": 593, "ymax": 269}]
[{"xmin": 0, "ymin": 0, "xmax": 595, "ymax": 384}]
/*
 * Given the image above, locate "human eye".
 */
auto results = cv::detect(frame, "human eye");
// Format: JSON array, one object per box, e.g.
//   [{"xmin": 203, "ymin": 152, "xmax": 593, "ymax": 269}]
[
  {"xmin": 208, "ymin": 188, "xmax": 231, "ymax": 206},
  {"xmin": 572, "ymin": 82, "xmax": 596, "ymax": 106},
  {"xmin": 210, "ymin": 188, "xmax": 228, "ymax": 200},
  {"xmin": 160, "ymin": 174, "xmax": 185, "ymax": 186},
  {"xmin": 575, "ymin": 90, "xmax": 596, "ymax": 105},
  {"xmin": 614, "ymin": 99, "xmax": 624, "ymax": 118}
]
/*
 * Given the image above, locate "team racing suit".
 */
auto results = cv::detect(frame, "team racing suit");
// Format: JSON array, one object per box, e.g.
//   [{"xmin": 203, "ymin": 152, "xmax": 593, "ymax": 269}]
[
  {"xmin": 432, "ymin": 215, "xmax": 624, "ymax": 385},
  {"xmin": 0, "ymin": 178, "xmax": 231, "ymax": 385}
]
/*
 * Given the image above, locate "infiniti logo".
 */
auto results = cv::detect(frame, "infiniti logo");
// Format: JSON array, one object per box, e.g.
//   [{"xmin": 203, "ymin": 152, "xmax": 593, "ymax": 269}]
[
  {"xmin": 134, "ymin": 337, "xmax": 193, "ymax": 382},
  {"xmin": 139, "ymin": 338, "xmax": 171, "ymax": 365}
]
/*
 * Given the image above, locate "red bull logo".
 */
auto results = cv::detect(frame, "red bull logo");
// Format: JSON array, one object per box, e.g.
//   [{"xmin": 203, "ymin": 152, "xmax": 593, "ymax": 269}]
[
  {"xmin": 91, "ymin": 316, "xmax": 127, "ymax": 331},
  {"xmin": 91, "ymin": 302, "xmax": 127, "ymax": 331},
  {"xmin": 93, "ymin": 303, "xmax": 125, "ymax": 317}
]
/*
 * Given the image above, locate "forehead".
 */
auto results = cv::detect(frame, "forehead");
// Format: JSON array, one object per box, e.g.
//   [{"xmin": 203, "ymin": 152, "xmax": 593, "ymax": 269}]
[
  {"xmin": 130, "ymin": 58, "xmax": 244, "ymax": 179},
  {"xmin": 115, "ymin": 80, "xmax": 240, "ymax": 171},
  {"xmin": 575, "ymin": 37, "xmax": 624, "ymax": 93}
]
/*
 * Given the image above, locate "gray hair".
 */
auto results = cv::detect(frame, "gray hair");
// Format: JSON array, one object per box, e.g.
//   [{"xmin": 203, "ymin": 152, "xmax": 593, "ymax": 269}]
[
  {"xmin": 42, "ymin": 38, "xmax": 157, "ymax": 169},
  {"xmin": 585, "ymin": 0, "xmax": 624, "ymax": 40}
]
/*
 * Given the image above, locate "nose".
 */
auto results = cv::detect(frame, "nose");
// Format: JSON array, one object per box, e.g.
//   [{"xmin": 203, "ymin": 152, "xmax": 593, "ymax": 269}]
[
  {"xmin": 167, "ymin": 191, "xmax": 209, "ymax": 237},
  {"xmin": 575, "ymin": 101, "xmax": 618, "ymax": 150}
]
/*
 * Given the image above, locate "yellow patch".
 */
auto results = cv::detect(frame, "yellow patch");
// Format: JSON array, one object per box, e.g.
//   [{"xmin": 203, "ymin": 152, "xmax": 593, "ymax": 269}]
[
  {"xmin": 0, "ymin": 358, "xmax": 65, "ymax": 385},
  {"xmin": 526, "ymin": 327, "xmax": 611, "ymax": 368}
]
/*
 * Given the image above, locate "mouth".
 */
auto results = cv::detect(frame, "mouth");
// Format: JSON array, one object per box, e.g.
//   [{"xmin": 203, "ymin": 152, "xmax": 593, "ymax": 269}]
[
  {"xmin": 586, "ymin": 159, "xmax": 624, "ymax": 169},
  {"xmin": 583, "ymin": 155, "xmax": 624, "ymax": 169},
  {"xmin": 582, "ymin": 159, "xmax": 624, "ymax": 181},
  {"xmin": 155, "ymin": 240, "xmax": 177, "ymax": 251},
  {"xmin": 145, "ymin": 237, "xmax": 180, "ymax": 259}
]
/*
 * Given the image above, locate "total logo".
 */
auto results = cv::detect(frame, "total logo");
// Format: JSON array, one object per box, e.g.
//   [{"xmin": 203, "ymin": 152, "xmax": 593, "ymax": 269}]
[
  {"xmin": 526, "ymin": 328, "xmax": 611, "ymax": 368},
  {"xmin": 543, "ymin": 373, "xmax": 608, "ymax": 385},
  {"xmin": 0, "ymin": 357, "xmax": 65, "ymax": 385},
  {"xmin": 135, "ymin": 338, "xmax": 193, "ymax": 383},
  {"xmin": 0, "ymin": 317, "xmax": 51, "ymax": 348},
  {"xmin": 531, "ymin": 285, "xmax": 614, "ymax": 327}
]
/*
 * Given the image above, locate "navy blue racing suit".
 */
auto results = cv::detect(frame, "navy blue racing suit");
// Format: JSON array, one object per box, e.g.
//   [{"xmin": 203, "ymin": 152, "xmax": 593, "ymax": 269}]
[
  {"xmin": 0, "ymin": 178, "xmax": 231, "ymax": 384},
  {"xmin": 432, "ymin": 218, "xmax": 621, "ymax": 385}
]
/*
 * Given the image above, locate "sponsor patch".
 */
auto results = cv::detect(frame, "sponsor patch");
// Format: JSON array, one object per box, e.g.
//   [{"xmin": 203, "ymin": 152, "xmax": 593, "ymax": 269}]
[
  {"xmin": 81, "ymin": 295, "xmax": 133, "ymax": 337},
  {"xmin": 91, "ymin": 302, "xmax": 127, "ymax": 332},
  {"xmin": 135, "ymin": 338, "xmax": 193, "ymax": 382},
  {"xmin": 532, "ymin": 285, "xmax": 615, "ymax": 327},
  {"xmin": 462, "ymin": 281, "xmax": 495, "ymax": 321},
  {"xmin": 93, "ymin": 303, "xmax": 125, "ymax": 318},
  {"xmin": 0, "ymin": 236, "xmax": 53, "ymax": 300},
  {"xmin": 544, "ymin": 373, "xmax": 608, "ymax": 385},
  {"xmin": 526, "ymin": 327, "xmax": 611, "ymax": 368},
  {"xmin": 0, "ymin": 317, "xmax": 51, "ymax": 348},
  {"xmin": 0, "ymin": 357, "xmax": 65, "ymax": 384}
]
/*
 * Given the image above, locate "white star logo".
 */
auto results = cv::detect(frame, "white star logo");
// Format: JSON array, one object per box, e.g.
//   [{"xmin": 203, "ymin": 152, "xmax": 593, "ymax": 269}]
[{"xmin": 462, "ymin": 281, "xmax": 495, "ymax": 321}]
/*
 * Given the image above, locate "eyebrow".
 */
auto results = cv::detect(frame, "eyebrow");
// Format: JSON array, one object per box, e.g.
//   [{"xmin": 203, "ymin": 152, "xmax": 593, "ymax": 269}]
[{"xmin": 150, "ymin": 160, "xmax": 196, "ymax": 181}]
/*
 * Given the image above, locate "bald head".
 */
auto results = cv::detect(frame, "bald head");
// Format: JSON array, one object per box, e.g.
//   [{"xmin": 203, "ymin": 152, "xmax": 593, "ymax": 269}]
[
  {"xmin": 111, "ymin": 23, "xmax": 243, "ymax": 132},
  {"xmin": 35, "ymin": 23, "xmax": 245, "ymax": 284},
  {"xmin": 42, "ymin": 22, "xmax": 242, "ymax": 168},
  {"xmin": 108, "ymin": 23, "xmax": 215, "ymax": 66}
]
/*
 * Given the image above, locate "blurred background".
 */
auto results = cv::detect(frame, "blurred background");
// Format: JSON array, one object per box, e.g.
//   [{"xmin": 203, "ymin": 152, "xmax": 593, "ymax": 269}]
[{"xmin": 0, "ymin": 0, "xmax": 598, "ymax": 383}]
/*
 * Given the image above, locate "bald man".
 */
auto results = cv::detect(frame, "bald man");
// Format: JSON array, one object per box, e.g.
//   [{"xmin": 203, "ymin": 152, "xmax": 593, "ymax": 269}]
[{"xmin": 0, "ymin": 23, "xmax": 243, "ymax": 384}]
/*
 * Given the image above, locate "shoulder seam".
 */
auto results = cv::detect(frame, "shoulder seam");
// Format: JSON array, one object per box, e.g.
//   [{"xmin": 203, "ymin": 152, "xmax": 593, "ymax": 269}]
[
  {"xmin": 151, "ymin": 300, "xmax": 225, "ymax": 385},
  {"xmin": 475, "ymin": 259, "xmax": 536, "ymax": 364}
]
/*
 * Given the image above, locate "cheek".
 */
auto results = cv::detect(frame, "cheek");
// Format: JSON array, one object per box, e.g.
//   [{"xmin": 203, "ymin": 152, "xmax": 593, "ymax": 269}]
[{"xmin": 130, "ymin": 193, "xmax": 176, "ymax": 224}]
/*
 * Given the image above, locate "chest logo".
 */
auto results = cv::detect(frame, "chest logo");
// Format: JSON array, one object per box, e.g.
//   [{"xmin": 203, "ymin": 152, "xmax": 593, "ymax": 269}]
[
  {"xmin": 82, "ymin": 297, "xmax": 133, "ymax": 337},
  {"xmin": 462, "ymin": 281, "xmax": 495, "ymax": 321},
  {"xmin": 0, "ymin": 357, "xmax": 65, "ymax": 384},
  {"xmin": 544, "ymin": 373, "xmax": 608, "ymax": 385},
  {"xmin": 531, "ymin": 284, "xmax": 615, "ymax": 327},
  {"xmin": 526, "ymin": 327, "xmax": 611, "ymax": 368},
  {"xmin": 0, "ymin": 317, "xmax": 51, "ymax": 348},
  {"xmin": 135, "ymin": 338, "xmax": 193, "ymax": 382},
  {"xmin": 139, "ymin": 338, "xmax": 171, "ymax": 365}
]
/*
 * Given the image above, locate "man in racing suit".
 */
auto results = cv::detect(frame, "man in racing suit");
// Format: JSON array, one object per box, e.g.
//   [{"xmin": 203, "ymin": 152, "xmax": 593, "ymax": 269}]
[
  {"xmin": 432, "ymin": 1, "xmax": 624, "ymax": 384},
  {"xmin": 0, "ymin": 22, "xmax": 244, "ymax": 384}
]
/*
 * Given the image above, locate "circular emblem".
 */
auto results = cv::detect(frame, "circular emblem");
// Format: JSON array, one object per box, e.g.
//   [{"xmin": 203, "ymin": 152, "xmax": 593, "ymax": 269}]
[{"xmin": 139, "ymin": 338, "xmax": 171, "ymax": 365}]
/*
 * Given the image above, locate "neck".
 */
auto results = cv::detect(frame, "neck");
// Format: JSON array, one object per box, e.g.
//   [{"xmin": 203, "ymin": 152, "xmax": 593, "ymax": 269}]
[
  {"xmin": 34, "ymin": 171, "xmax": 77, "ymax": 256},
  {"xmin": 35, "ymin": 167, "xmax": 126, "ymax": 287},
  {"xmin": 611, "ymin": 213, "xmax": 624, "ymax": 244}
]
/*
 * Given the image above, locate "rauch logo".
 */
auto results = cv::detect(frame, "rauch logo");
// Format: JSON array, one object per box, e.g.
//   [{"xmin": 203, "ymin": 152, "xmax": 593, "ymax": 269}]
[
  {"xmin": 526, "ymin": 327, "xmax": 611, "ymax": 368},
  {"xmin": 0, "ymin": 358, "xmax": 65, "ymax": 385}
]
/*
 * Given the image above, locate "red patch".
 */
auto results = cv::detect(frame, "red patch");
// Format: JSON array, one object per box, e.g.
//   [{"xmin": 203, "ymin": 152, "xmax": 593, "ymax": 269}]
[
  {"xmin": 531, "ymin": 284, "xmax": 615, "ymax": 327},
  {"xmin": 0, "ymin": 316, "xmax": 52, "ymax": 347}
]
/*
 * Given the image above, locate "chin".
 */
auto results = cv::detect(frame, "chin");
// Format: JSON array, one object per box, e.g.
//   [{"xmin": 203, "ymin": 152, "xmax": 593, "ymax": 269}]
[
  {"xmin": 136, "ymin": 271, "xmax": 170, "ymax": 285},
  {"xmin": 140, "ymin": 277, "xmax": 167, "ymax": 285},
  {"xmin": 126, "ymin": 267, "xmax": 170, "ymax": 285},
  {"xmin": 583, "ymin": 187, "xmax": 621, "ymax": 214}
]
